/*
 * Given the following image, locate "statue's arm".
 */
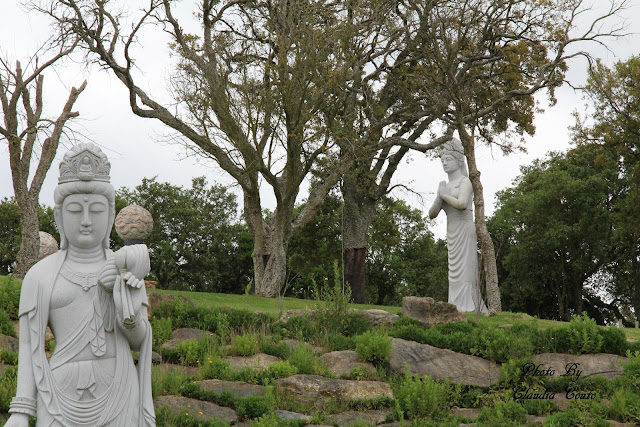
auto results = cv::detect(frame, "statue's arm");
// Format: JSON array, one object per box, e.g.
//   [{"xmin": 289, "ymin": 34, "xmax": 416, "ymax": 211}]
[
  {"xmin": 429, "ymin": 181, "xmax": 445, "ymax": 218},
  {"xmin": 440, "ymin": 179, "xmax": 473, "ymax": 210},
  {"xmin": 118, "ymin": 303, "xmax": 150, "ymax": 351},
  {"xmin": 6, "ymin": 314, "xmax": 37, "ymax": 426}
]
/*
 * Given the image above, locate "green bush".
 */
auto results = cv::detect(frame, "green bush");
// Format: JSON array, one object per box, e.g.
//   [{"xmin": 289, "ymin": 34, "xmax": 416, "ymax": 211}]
[
  {"xmin": 609, "ymin": 387, "xmax": 640, "ymax": 423},
  {"xmin": 0, "ymin": 365, "xmax": 17, "ymax": 413},
  {"xmin": 0, "ymin": 350, "xmax": 18, "ymax": 365},
  {"xmin": 327, "ymin": 332, "xmax": 355, "ymax": 351},
  {"xmin": 620, "ymin": 350, "xmax": 640, "ymax": 392},
  {"xmin": 284, "ymin": 315, "xmax": 317, "ymax": 342},
  {"xmin": 152, "ymin": 317, "xmax": 173, "ymax": 347},
  {"xmin": 249, "ymin": 412, "xmax": 307, "ymax": 427},
  {"xmin": 235, "ymin": 395, "xmax": 273, "ymax": 420},
  {"xmin": 476, "ymin": 399, "xmax": 527, "ymax": 427},
  {"xmin": 393, "ymin": 370, "xmax": 450, "ymax": 420},
  {"xmin": 478, "ymin": 327, "xmax": 533, "ymax": 363},
  {"xmin": 598, "ymin": 327, "xmax": 627, "ymax": 355},
  {"xmin": 151, "ymin": 365, "xmax": 190, "ymax": 397},
  {"xmin": 259, "ymin": 340, "xmax": 291, "ymax": 360},
  {"xmin": 229, "ymin": 334, "xmax": 260, "ymax": 357},
  {"xmin": 287, "ymin": 343, "xmax": 318, "ymax": 375},
  {"xmin": 341, "ymin": 312, "xmax": 371, "ymax": 337},
  {"xmin": 389, "ymin": 323, "xmax": 428, "ymax": 344},
  {"xmin": 0, "ymin": 308, "xmax": 16, "ymax": 337},
  {"xmin": 355, "ymin": 330, "xmax": 392, "ymax": 367},
  {"xmin": 543, "ymin": 403, "xmax": 609, "ymax": 427},
  {"xmin": 567, "ymin": 313, "xmax": 603, "ymax": 355},
  {"xmin": 0, "ymin": 276, "xmax": 21, "ymax": 320},
  {"xmin": 176, "ymin": 339, "xmax": 201, "ymax": 366},
  {"xmin": 267, "ymin": 361, "xmax": 298, "ymax": 379}
]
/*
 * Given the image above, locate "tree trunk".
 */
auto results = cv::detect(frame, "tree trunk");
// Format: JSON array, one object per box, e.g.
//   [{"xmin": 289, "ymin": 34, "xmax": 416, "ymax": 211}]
[
  {"xmin": 458, "ymin": 127, "xmax": 502, "ymax": 314},
  {"xmin": 341, "ymin": 164, "xmax": 378, "ymax": 304},
  {"xmin": 13, "ymin": 196, "xmax": 40, "ymax": 279}
]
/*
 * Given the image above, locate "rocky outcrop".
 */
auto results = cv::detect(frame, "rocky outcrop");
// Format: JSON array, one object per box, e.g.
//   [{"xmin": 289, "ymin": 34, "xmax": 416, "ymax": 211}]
[
  {"xmin": 355, "ymin": 309, "xmax": 399, "ymax": 327},
  {"xmin": 196, "ymin": 379, "xmax": 266, "ymax": 398},
  {"xmin": 326, "ymin": 409, "xmax": 392, "ymax": 425},
  {"xmin": 401, "ymin": 296, "xmax": 466, "ymax": 326},
  {"xmin": 531, "ymin": 353, "xmax": 628, "ymax": 380},
  {"xmin": 389, "ymin": 338, "xmax": 500, "ymax": 387},
  {"xmin": 224, "ymin": 353, "xmax": 282, "ymax": 371},
  {"xmin": 274, "ymin": 374, "xmax": 393, "ymax": 404},
  {"xmin": 153, "ymin": 395, "xmax": 237, "ymax": 424},
  {"xmin": 318, "ymin": 350, "xmax": 377, "ymax": 378}
]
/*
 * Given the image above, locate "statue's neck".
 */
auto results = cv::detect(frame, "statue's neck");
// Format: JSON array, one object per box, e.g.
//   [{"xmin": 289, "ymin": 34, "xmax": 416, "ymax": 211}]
[
  {"xmin": 447, "ymin": 169, "xmax": 464, "ymax": 182},
  {"xmin": 66, "ymin": 246, "xmax": 105, "ymax": 264}
]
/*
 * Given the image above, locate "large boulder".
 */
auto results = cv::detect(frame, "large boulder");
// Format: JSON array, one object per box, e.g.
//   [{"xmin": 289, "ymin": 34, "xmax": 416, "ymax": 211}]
[
  {"xmin": 389, "ymin": 338, "xmax": 500, "ymax": 387},
  {"xmin": 196, "ymin": 379, "xmax": 266, "ymax": 398},
  {"xmin": 147, "ymin": 293, "xmax": 194, "ymax": 318},
  {"xmin": 0, "ymin": 333, "xmax": 18, "ymax": 353},
  {"xmin": 275, "ymin": 374, "xmax": 393, "ymax": 404},
  {"xmin": 326, "ymin": 409, "xmax": 392, "ymax": 426},
  {"xmin": 352, "ymin": 309, "xmax": 399, "ymax": 327},
  {"xmin": 318, "ymin": 350, "xmax": 377, "ymax": 378},
  {"xmin": 154, "ymin": 395, "xmax": 237, "ymax": 424},
  {"xmin": 531, "ymin": 353, "xmax": 628, "ymax": 380},
  {"xmin": 224, "ymin": 353, "xmax": 282, "ymax": 371},
  {"xmin": 401, "ymin": 296, "xmax": 466, "ymax": 326}
]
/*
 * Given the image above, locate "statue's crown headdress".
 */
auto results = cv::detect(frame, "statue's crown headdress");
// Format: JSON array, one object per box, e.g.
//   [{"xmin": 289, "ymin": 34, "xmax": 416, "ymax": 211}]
[{"xmin": 58, "ymin": 143, "xmax": 111, "ymax": 184}]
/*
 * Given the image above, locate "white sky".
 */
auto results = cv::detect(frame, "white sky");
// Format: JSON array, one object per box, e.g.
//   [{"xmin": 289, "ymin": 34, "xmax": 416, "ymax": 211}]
[{"xmin": 1, "ymin": 0, "xmax": 639, "ymax": 240}]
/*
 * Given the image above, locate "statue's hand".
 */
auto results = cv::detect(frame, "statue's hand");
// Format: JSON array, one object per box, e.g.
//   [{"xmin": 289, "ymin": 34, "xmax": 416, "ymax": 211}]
[
  {"xmin": 4, "ymin": 413, "xmax": 29, "ymax": 427},
  {"xmin": 113, "ymin": 273, "xmax": 144, "ymax": 328},
  {"xmin": 437, "ymin": 181, "xmax": 447, "ymax": 198},
  {"xmin": 98, "ymin": 256, "xmax": 119, "ymax": 291},
  {"xmin": 114, "ymin": 244, "xmax": 150, "ymax": 279}
]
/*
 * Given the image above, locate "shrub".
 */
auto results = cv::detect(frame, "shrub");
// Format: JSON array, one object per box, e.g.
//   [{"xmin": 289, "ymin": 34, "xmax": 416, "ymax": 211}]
[
  {"xmin": 201, "ymin": 356, "xmax": 234, "ymax": 380},
  {"xmin": 249, "ymin": 412, "xmax": 307, "ymax": 427},
  {"xmin": 229, "ymin": 334, "xmax": 260, "ymax": 357},
  {"xmin": 0, "ymin": 276, "xmax": 21, "ymax": 320},
  {"xmin": 476, "ymin": 399, "xmax": 527, "ymax": 427},
  {"xmin": 393, "ymin": 370, "xmax": 450, "ymax": 420},
  {"xmin": 151, "ymin": 365, "xmax": 190, "ymax": 397},
  {"xmin": 176, "ymin": 339, "xmax": 201, "ymax": 366},
  {"xmin": 499, "ymin": 357, "xmax": 537, "ymax": 389},
  {"xmin": 477, "ymin": 327, "xmax": 533, "ymax": 363},
  {"xmin": 620, "ymin": 350, "xmax": 640, "ymax": 392},
  {"xmin": 609, "ymin": 388, "xmax": 640, "ymax": 423},
  {"xmin": 598, "ymin": 327, "xmax": 627, "ymax": 355},
  {"xmin": 355, "ymin": 330, "xmax": 392, "ymax": 367},
  {"xmin": 567, "ymin": 313, "xmax": 603, "ymax": 355},
  {"xmin": 0, "ymin": 365, "xmax": 17, "ymax": 413},
  {"xmin": 287, "ymin": 343, "xmax": 318, "ymax": 375},
  {"xmin": 267, "ymin": 361, "xmax": 298, "ymax": 379},
  {"xmin": 235, "ymin": 395, "xmax": 273, "ymax": 419},
  {"xmin": 390, "ymin": 323, "xmax": 428, "ymax": 344},
  {"xmin": 152, "ymin": 317, "xmax": 173, "ymax": 347},
  {"xmin": 259, "ymin": 340, "xmax": 291, "ymax": 360},
  {"xmin": 0, "ymin": 308, "xmax": 16, "ymax": 337},
  {"xmin": 543, "ymin": 403, "xmax": 609, "ymax": 427},
  {"xmin": 341, "ymin": 312, "xmax": 371, "ymax": 337},
  {"xmin": 327, "ymin": 332, "xmax": 355, "ymax": 351},
  {"xmin": 284, "ymin": 315, "xmax": 317, "ymax": 342},
  {"xmin": 0, "ymin": 350, "xmax": 17, "ymax": 365}
]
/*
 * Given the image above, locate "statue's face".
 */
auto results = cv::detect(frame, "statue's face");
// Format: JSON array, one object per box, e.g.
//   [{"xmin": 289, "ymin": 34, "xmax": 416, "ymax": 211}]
[
  {"xmin": 440, "ymin": 154, "xmax": 460, "ymax": 174},
  {"xmin": 61, "ymin": 194, "xmax": 110, "ymax": 250}
]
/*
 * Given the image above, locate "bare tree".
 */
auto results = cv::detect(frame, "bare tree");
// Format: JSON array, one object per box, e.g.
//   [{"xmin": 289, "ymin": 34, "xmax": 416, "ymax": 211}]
[{"xmin": 0, "ymin": 40, "xmax": 86, "ymax": 278}]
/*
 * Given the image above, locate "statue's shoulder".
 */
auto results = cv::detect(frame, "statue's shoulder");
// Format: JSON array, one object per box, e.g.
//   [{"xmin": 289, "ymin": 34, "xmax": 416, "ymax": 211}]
[{"xmin": 20, "ymin": 251, "xmax": 66, "ymax": 316}]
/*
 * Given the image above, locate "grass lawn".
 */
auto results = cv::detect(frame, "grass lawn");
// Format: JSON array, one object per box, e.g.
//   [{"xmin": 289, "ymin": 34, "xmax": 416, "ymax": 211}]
[{"xmin": 149, "ymin": 288, "xmax": 640, "ymax": 342}]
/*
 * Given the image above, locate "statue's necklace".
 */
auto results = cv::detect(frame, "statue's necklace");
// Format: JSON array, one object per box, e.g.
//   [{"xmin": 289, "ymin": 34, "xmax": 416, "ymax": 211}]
[{"xmin": 60, "ymin": 264, "xmax": 99, "ymax": 291}]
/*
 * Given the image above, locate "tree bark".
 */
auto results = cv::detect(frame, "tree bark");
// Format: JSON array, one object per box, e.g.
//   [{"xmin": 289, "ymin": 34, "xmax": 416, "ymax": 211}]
[
  {"xmin": 458, "ymin": 127, "xmax": 502, "ymax": 314},
  {"xmin": 13, "ymin": 196, "xmax": 40, "ymax": 278}
]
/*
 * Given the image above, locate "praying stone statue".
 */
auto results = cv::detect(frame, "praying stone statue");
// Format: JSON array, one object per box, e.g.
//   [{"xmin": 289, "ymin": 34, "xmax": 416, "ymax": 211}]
[
  {"xmin": 6, "ymin": 143, "xmax": 155, "ymax": 426},
  {"xmin": 428, "ymin": 138, "xmax": 488, "ymax": 314}
]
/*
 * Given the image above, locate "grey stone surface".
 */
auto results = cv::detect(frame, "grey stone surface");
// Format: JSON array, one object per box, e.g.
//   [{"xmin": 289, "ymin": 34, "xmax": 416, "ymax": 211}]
[
  {"xmin": 0, "ymin": 333, "xmax": 18, "ymax": 353},
  {"xmin": 353, "ymin": 309, "xmax": 399, "ymax": 326},
  {"xmin": 401, "ymin": 296, "xmax": 467, "ymax": 326},
  {"xmin": 531, "ymin": 353, "xmax": 627, "ymax": 380},
  {"xmin": 325, "ymin": 409, "xmax": 392, "ymax": 426},
  {"xmin": 224, "ymin": 353, "xmax": 282, "ymax": 371},
  {"xmin": 275, "ymin": 374, "xmax": 393, "ymax": 404},
  {"xmin": 115, "ymin": 204, "xmax": 153, "ymax": 241},
  {"xmin": 38, "ymin": 231, "xmax": 58, "ymax": 260},
  {"xmin": 196, "ymin": 379, "xmax": 266, "ymax": 398},
  {"xmin": 275, "ymin": 410, "xmax": 312, "ymax": 421},
  {"xmin": 154, "ymin": 395, "xmax": 238, "ymax": 424},
  {"xmin": 389, "ymin": 338, "xmax": 500, "ymax": 387},
  {"xmin": 318, "ymin": 350, "xmax": 376, "ymax": 378}
]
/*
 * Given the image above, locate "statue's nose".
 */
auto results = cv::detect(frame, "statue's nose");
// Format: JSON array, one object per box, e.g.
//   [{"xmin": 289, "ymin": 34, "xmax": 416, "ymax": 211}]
[{"xmin": 81, "ymin": 209, "xmax": 92, "ymax": 226}]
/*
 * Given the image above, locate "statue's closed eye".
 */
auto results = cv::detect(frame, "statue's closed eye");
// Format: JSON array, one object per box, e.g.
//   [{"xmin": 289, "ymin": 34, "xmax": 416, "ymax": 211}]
[
  {"xmin": 66, "ymin": 203, "xmax": 82, "ymax": 212},
  {"xmin": 90, "ymin": 203, "xmax": 106, "ymax": 213}
]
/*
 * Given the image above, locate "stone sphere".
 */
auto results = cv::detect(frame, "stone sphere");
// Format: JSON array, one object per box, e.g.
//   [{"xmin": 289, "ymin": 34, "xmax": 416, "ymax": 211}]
[
  {"xmin": 115, "ymin": 205, "xmax": 153, "ymax": 242},
  {"xmin": 38, "ymin": 231, "xmax": 59, "ymax": 260}
]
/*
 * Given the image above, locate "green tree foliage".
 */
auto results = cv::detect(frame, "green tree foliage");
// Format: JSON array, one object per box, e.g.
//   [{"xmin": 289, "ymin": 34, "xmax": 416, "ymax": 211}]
[
  {"xmin": 488, "ymin": 145, "xmax": 620, "ymax": 321},
  {"xmin": 576, "ymin": 56, "xmax": 640, "ymax": 325},
  {"xmin": 0, "ymin": 198, "xmax": 58, "ymax": 275},
  {"xmin": 286, "ymin": 195, "xmax": 447, "ymax": 305},
  {"xmin": 117, "ymin": 177, "xmax": 253, "ymax": 293}
]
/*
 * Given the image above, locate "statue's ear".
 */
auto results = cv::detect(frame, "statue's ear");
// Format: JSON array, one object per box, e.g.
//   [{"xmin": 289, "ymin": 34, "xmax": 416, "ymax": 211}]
[
  {"xmin": 54, "ymin": 207, "xmax": 67, "ymax": 250},
  {"xmin": 104, "ymin": 205, "xmax": 115, "ymax": 249}
]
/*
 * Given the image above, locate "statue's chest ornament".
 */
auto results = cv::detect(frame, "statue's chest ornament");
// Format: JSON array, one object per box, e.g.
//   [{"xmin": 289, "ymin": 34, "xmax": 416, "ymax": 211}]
[{"xmin": 60, "ymin": 264, "xmax": 99, "ymax": 291}]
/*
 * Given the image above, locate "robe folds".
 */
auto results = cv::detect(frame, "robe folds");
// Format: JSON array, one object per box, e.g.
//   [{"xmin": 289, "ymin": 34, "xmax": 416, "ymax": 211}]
[{"xmin": 18, "ymin": 250, "xmax": 156, "ymax": 426}]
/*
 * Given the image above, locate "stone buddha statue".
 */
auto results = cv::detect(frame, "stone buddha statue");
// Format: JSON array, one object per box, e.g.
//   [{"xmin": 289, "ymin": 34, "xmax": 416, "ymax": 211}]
[{"xmin": 6, "ymin": 143, "xmax": 155, "ymax": 426}]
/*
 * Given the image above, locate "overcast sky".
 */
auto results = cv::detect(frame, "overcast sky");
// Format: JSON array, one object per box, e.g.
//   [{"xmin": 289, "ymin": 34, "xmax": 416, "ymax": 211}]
[{"xmin": 1, "ymin": 0, "xmax": 639, "ymax": 240}]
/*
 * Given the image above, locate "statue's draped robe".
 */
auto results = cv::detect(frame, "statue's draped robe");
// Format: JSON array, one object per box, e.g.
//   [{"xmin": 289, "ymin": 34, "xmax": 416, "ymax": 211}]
[
  {"xmin": 442, "ymin": 177, "xmax": 488, "ymax": 313},
  {"xmin": 19, "ymin": 250, "xmax": 155, "ymax": 426}
]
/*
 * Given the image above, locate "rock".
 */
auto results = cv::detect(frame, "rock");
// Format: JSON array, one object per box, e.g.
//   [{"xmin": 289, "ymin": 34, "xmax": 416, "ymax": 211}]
[
  {"xmin": 115, "ymin": 205, "xmax": 154, "ymax": 241},
  {"xmin": 531, "ymin": 353, "xmax": 628, "ymax": 380},
  {"xmin": 281, "ymin": 309, "xmax": 316, "ymax": 322},
  {"xmin": 38, "ymin": 231, "xmax": 58, "ymax": 260},
  {"xmin": 401, "ymin": 296, "xmax": 467, "ymax": 326},
  {"xmin": 608, "ymin": 421, "xmax": 638, "ymax": 427},
  {"xmin": 154, "ymin": 395, "xmax": 237, "ymax": 424},
  {"xmin": 157, "ymin": 363, "xmax": 200, "ymax": 377},
  {"xmin": 147, "ymin": 293, "xmax": 195, "ymax": 318},
  {"xmin": 498, "ymin": 324, "xmax": 512, "ymax": 329},
  {"xmin": 0, "ymin": 333, "xmax": 18, "ymax": 353},
  {"xmin": 527, "ymin": 415, "xmax": 547, "ymax": 426},
  {"xmin": 389, "ymin": 338, "xmax": 500, "ymax": 387},
  {"xmin": 318, "ymin": 350, "xmax": 377, "ymax": 378},
  {"xmin": 626, "ymin": 338, "xmax": 637, "ymax": 343},
  {"xmin": 326, "ymin": 409, "xmax": 392, "ymax": 426},
  {"xmin": 133, "ymin": 351, "xmax": 162, "ymax": 364},
  {"xmin": 144, "ymin": 280, "xmax": 157, "ymax": 289},
  {"xmin": 451, "ymin": 407, "xmax": 481, "ymax": 419},
  {"xmin": 160, "ymin": 328, "xmax": 210, "ymax": 351},
  {"xmin": 353, "ymin": 309, "xmax": 399, "ymax": 326},
  {"xmin": 552, "ymin": 393, "xmax": 570, "ymax": 411},
  {"xmin": 274, "ymin": 410, "xmax": 311, "ymax": 421},
  {"xmin": 224, "ymin": 353, "xmax": 282, "ymax": 371},
  {"xmin": 275, "ymin": 374, "xmax": 393, "ymax": 404},
  {"xmin": 196, "ymin": 379, "xmax": 266, "ymax": 398}
]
